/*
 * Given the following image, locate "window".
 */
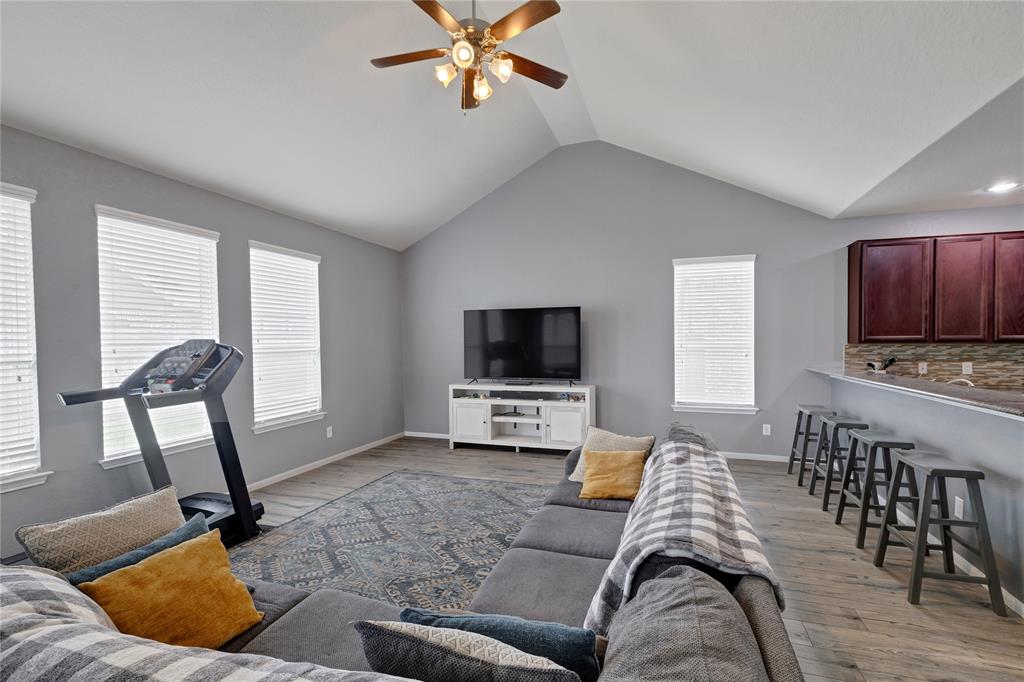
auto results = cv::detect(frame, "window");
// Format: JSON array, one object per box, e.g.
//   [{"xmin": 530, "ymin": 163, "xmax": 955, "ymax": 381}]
[
  {"xmin": 673, "ymin": 254, "xmax": 756, "ymax": 414},
  {"xmin": 249, "ymin": 241, "xmax": 322, "ymax": 432},
  {"xmin": 1, "ymin": 183, "xmax": 45, "ymax": 484},
  {"xmin": 97, "ymin": 206, "xmax": 219, "ymax": 459}
]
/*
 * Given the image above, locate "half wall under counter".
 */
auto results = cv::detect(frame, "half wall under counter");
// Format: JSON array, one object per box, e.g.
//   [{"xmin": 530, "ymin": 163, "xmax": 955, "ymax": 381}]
[{"xmin": 807, "ymin": 366, "xmax": 1024, "ymax": 614}]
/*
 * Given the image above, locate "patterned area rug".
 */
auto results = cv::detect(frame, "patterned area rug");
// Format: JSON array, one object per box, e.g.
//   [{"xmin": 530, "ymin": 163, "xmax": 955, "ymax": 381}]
[{"xmin": 230, "ymin": 472, "xmax": 550, "ymax": 610}]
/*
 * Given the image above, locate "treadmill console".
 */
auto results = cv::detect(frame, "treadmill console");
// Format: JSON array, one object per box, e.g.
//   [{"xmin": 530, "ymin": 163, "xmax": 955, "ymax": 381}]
[{"xmin": 144, "ymin": 339, "xmax": 225, "ymax": 393}]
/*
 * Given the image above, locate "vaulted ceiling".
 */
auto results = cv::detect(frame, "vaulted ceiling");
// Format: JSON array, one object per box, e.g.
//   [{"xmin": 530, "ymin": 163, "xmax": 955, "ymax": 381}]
[{"xmin": 2, "ymin": 1, "xmax": 1022, "ymax": 250}]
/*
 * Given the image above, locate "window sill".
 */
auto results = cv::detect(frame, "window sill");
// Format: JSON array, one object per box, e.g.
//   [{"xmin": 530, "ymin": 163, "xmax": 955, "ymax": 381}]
[
  {"xmin": 672, "ymin": 403, "xmax": 760, "ymax": 415},
  {"xmin": 98, "ymin": 436, "xmax": 215, "ymax": 470},
  {"xmin": 0, "ymin": 469, "xmax": 54, "ymax": 494},
  {"xmin": 252, "ymin": 411, "xmax": 326, "ymax": 435}
]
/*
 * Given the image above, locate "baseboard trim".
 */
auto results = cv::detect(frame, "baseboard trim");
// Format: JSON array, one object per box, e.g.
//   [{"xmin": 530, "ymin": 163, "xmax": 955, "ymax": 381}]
[
  {"xmin": 247, "ymin": 432, "xmax": 404, "ymax": 491},
  {"xmin": 721, "ymin": 451, "xmax": 789, "ymax": 462},
  {"xmin": 894, "ymin": 507, "xmax": 1024, "ymax": 617},
  {"xmin": 404, "ymin": 431, "xmax": 449, "ymax": 440}
]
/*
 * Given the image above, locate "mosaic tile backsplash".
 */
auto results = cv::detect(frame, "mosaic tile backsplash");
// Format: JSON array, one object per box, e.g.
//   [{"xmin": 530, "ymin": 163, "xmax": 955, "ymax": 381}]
[{"xmin": 844, "ymin": 344, "xmax": 1024, "ymax": 391}]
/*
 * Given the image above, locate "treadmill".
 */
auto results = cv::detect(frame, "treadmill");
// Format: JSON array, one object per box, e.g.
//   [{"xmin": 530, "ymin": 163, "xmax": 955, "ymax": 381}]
[{"xmin": 59, "ymin": 339, "xmax": 264, "ymax": 546}]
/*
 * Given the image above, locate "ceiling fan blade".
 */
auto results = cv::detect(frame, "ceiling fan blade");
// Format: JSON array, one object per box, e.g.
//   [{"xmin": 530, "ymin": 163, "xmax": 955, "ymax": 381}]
[
  {"xmin": 502, "ymin": 51, "xmax": 567, "ymax": 89},
  {"xmin": 488, "ymin": 1, "xmax": 560, "ymax": 42},
  {"xmin": 462, "ymin": 67, "xmax": 479, "ymax": 110},
  {"xmin": 412, "ymin": 0, "xmax": 464, "ymax": 34},
  {"xmin": 370, "ymin": 48, "xmax": 448, "ymax": 68}
]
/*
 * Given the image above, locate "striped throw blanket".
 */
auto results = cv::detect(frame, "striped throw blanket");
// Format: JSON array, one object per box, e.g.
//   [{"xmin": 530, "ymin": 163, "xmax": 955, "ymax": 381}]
[{"xmin": 583, "ymin": 424, "xmax": 783, "ymax": 636}]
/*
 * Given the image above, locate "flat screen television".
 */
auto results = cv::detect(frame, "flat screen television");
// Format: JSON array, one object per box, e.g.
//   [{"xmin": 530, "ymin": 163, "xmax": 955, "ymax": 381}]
[{"xmin": 464, "ymin": 307, "xmax": 581, "ymax": 381}]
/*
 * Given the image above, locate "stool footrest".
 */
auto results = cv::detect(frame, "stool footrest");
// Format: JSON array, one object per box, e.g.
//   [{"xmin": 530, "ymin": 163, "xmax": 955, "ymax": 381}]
[
  {"xmin": 921, "ymin": 571, "xmax": 987, "ymax": 584},
  {"xmin": 926, "ymin": 518, "xmax": 978, "ymax": 528}
]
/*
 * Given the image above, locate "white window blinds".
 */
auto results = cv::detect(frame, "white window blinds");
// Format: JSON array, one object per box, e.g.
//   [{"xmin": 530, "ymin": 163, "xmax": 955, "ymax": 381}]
[
  {"xmin": 673, "ymin": 254, "xmax": 756, "ymax": 410},
  {"xmin": 249, "ymin": 241, "xmax": 322, "ymax": 429},
  {"xmin": 97, "ymin": 206, "xmax": 219, "ymax": 458},
  {"xmin": 1, "ymin": 184, "xmax": 40, "ymax": 475}
]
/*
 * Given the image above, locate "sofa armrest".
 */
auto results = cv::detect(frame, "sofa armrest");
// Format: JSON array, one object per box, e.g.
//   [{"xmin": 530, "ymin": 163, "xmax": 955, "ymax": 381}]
[
  {"xmin": 733, "ymin": 576, "xmax": 804, "ymax": 682},
  {"xmin": 563, "ymin": 447, "xmax": 583, "ymax": 479}
]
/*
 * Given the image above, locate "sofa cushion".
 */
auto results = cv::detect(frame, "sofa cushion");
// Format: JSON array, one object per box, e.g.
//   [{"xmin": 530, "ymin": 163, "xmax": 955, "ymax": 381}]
[
  {"xmin": 354, "ymin": 620, "xmax": 580, "ymax": 682},
  {"xmin": 469, "ymin": 548, "xmax": 610, "ymax": 627},
  {"xmin": 511, "ymin": 505, "xmax": 626, "ymax": 560},
  {"xmin": 599, "ymin": 566, "xmax": 769, "ymax": 682},
  {"xmin": 733, "ymin": 576, "xmax": 803, "ymax": 682},
  {"xmin": 543, "ymin": 479, "xmax": 632, "ymax": 514},
  {"xmin": 15, "ymin": 486, "xmax": 185, "ymax": 574},
  {"xmin": 220, "ymin": 579, "xmax": 311, "ymax": 653},
  {"xmin": 239, "ymin": 588, "xmax": 402, "ymax": 671}
]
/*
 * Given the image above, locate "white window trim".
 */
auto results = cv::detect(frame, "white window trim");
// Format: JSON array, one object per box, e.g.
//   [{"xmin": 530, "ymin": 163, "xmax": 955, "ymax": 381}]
[
  {"xmin": 248, "ymin": 239, "xmax": 321, "ymax": 263},
  {"xmin": 95, "ymin": 205, "xmax": 220, "ymax": 241},
  {"xmin": 98, "ymin": 435, "xmax": 215, "ymax": 470},
  {"xmin": 251, "ymin": 410, "xmax": 326, "ymax": 435},
  {"xmin": 672, "ymin": 253, "xmax": 757, "ymax": 414},
  {"xmin": 1, "ymin": 182, "xmax": 44, "ymax": 490}
]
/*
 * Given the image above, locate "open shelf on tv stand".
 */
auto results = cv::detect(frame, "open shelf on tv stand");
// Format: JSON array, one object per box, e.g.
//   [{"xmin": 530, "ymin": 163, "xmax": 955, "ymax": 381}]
[{"xmin": 448, "ymin": 383, "xmax": 596, "ymax": 452}]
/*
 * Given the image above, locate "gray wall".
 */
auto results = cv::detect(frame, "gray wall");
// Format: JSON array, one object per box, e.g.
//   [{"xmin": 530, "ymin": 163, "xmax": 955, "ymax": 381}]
[
  {"xmin": 0, "ymin": 126, "xmax": 404, "ymax": 557},
  {"xmin": 401, "ymin": 141, "xmax": 1024, "ymax": 455},
  {"xmin": 831, "ymin": 378, "xmax": 1024, "ymax": 604}
]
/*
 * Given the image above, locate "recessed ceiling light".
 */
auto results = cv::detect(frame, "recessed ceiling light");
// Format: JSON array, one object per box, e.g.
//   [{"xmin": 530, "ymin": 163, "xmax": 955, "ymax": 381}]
[{"xmin": 986, "ymin": 181, "xmax": 1022, "ymax": 194}]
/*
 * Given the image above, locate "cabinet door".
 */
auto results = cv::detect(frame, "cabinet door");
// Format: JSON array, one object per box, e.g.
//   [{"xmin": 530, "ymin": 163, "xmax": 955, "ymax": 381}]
[
  {"xmin": 544, "ymin": 406, "xmax": 586, "ymax": 447},
  {"xmin": 452, "ymin": 403, "xmax": 489, "ymax": 440},
  {"xmin": 934, "ymin": 234, "xmax": 993, "ymax": 341},
  {"xmin": 860, "ymin": 238, "xmax": 933, "ymax": 342},
  {"xmin": 994, "ymin": 231, "xmax": 1024, "ymax": 341}
]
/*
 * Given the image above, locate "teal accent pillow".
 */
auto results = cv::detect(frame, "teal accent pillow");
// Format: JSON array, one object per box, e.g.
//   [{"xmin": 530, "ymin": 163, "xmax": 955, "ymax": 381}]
[
  {"xmin": 66, "ymin": 513, "xmax": 209, "ymax": 585},
  {"xmin": 401, "ymin": 608, "xmax": 600, "ymax": 682}
]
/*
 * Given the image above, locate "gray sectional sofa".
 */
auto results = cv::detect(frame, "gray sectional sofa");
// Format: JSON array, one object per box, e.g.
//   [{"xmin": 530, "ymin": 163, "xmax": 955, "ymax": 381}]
[{"xmin": 221, "ymin": 447, "xmax": 802, "ymax": 681}]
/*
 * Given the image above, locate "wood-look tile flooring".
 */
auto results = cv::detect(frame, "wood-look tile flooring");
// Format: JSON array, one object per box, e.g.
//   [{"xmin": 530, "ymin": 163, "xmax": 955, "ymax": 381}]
[{"xmin": 257, "ymin": 437, "xmax": 1023, "ymax": 681}]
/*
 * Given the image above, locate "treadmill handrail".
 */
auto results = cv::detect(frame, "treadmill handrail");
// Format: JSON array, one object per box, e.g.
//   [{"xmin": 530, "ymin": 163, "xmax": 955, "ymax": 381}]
[
  {"xmin": 57, "ymin": 387, "xmax": 124, "ymax": 406},
  {"xmin": 141, "ymin": 387, "xmax": 205, "ymax": 409}
]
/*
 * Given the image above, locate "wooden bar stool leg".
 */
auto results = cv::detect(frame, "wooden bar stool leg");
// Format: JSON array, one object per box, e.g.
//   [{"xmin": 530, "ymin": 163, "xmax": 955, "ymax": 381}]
[
  {"xmin": 966, "ymin": 479, "xmax": 1007, "ymax": 617},
  {"xmin": 854, "ymin": 444, "xmax": 879, "ymax": 549},
  {"xmin": 834, "ymin": 434, "xmax": 860, "ymax": 525},
  {"xmin": 877, "ymin": 449, "xmax": 894, "ymax": 518},
  {"xmin": 908, "ymin": 474, "xmax": 935, "ymax": 605},
  {"xmin": 787, "ymin": 411, "xmax": 803, "ymax": 475},
  {"xmin": 935, "ymin": 478, "xmax": 955, "ymax": 574},
  {"xmin": 874, "ymin": 460, "xmax": 904, "ymax": 567},
  {"xmin": 821, "ymin": 431, "xmax": 842, "ymax": 512},
  {"xmin": 797, "ymin": 415, "xmax": 816, "ymax": 486},
  {"xmin": 807, "ymin": 422, "xmax": 829, "ymax": 493}
]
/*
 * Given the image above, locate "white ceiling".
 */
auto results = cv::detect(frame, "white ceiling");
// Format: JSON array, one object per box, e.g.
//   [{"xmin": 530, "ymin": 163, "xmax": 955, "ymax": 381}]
[{"xmin": 2, "ymin": 1, "xmax": 1022, "ymax": 251}]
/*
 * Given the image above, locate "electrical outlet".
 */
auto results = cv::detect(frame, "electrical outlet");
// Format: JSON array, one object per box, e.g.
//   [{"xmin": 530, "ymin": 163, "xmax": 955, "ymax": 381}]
[
  {"xmin": 762, "ymin": 424, "xmax": 771, "ymax": 436},
  {"xmin": 326, "ymin": 426, "xmax": 333, "ymax": 439},
  {"xmin": 954, "ymin": 496, "xmax": 964, "ymax": 519},
  {"xmin": 962, "ymin": 361, "xmax": 973, "ymax": 375},
  {"xmin": 918, "ymin": 362, "xmax": 928, "ymax": 374}
]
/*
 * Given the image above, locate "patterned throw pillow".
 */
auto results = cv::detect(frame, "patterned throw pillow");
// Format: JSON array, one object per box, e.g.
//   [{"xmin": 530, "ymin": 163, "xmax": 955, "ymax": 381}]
[
  {"xmin": 568, "ymin": 427, "xmax": 655, "ymax": 483},
  {"xmin": 15, "ymin": 487, "xmax": 185, "ymax": 574},
  {"xmin": 66, "ymin": 512, "xmax": 209, "ymax": 585},
  {"xmin": 400, "ymin": 608, "xmax": 600, "ymax": 682},
  {"xmin": 354, "ymin": 620, "xmax": 581, "ymax": 682}
]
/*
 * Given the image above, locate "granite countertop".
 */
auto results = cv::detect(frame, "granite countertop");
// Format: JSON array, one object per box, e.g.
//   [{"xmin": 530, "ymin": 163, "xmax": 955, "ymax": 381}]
[{"xmin": 806, "ymin": 366, "xmax": 1024, "ymax": 419}]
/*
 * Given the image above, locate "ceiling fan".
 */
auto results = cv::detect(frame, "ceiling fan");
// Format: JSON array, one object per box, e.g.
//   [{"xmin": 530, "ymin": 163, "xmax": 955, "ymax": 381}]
[{"xmin": 370, "ymin": 0, "xmax": 568, "ymax": 110}]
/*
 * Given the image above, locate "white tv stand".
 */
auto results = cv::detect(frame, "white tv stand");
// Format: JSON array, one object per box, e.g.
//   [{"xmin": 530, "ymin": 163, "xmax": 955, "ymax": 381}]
[{"xmin": 449, "ymin": 383, "xmax": 596, "ymax": 451}]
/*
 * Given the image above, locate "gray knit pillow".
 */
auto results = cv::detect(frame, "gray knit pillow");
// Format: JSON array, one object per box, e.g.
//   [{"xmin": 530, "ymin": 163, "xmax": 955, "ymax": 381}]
[
  {"xmin": 568, "ymin": 427, "xmax": 655, "ymax": 483},
  {"xmin": 354, "ymin": 620, "xmax": 580, "ymax": 682}
]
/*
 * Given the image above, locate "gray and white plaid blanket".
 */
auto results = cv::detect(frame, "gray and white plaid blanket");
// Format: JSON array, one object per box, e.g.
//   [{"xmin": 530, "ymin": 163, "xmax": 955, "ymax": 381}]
[{"xmin": 583, "ymin": 425, "xmax": 783, "ymax": 635}]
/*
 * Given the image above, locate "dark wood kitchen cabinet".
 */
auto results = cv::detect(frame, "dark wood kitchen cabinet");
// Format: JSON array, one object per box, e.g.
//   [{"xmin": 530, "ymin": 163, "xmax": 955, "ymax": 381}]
[
  {"xmin": 934, "ymin": 234, "xmax": 993, "ymax": 341},
  {"xmin": 850, "ymin": 238, "xmax": 933, "ymax": 342},
  {"xmin": 848, "ymin": 230, "xmax": 1023, "ymax": 343},
  {"xmin": 994, "ymin": 231, "xmax": 1024, "ymax": 341}
]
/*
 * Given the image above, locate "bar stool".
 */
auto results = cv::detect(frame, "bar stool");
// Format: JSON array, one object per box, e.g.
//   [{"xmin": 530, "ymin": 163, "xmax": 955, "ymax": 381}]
[
  {"xmin": 788, "ymin": 404, "xmax": 835, "ymax": 486},
  {"xmin": 809, "ymin": 414, "xmax": 870, "ymax": 511},
  {"xmin": 834, "ymin": 430, "xmax": 916, "ymax": 549},
  {"xmin": 873, "ymin": 450, "xmax": 1006, "ymax": 616}
]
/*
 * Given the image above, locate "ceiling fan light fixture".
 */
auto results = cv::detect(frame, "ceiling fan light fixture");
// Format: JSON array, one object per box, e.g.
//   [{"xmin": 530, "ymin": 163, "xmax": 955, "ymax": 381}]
[
  {"xmin": 489, "ymin": 57, "xmax": 513, "ymax": 84},
  {"xmin": 435, "ymin": 62, "xmax": 458, "ymax": 87},
  {"xmin": 473, "ymin": 73, "xmax": 493, "ymax": 101},
  {"xmin": 452, "ymin": 40, "xmax": 475, "ymax": 68}
]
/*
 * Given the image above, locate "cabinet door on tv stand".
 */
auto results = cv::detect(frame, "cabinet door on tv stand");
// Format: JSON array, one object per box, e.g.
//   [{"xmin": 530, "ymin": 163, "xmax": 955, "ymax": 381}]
[
  {"xmin": 452, "ymin": 402, "xmax": 490, "ymax": 441},
  {"xmin": 544, "ymin": 405, "xmax": 586, "ymax": 447}
]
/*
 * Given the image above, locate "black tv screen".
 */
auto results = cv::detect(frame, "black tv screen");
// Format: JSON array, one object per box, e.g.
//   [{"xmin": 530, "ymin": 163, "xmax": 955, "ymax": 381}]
[{"xmin": 464, "ymin": 307, "xmax": 581, "ymax": 380}]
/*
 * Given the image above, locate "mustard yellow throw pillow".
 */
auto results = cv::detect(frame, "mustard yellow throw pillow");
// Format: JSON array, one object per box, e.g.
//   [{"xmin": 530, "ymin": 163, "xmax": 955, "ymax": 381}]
[
  {"xmin": 579, "ymin": 449, "xmax": 646, "ymax": 500},
  {"xmin": 78, "ymin": 529, "xmax": 262, "ymax": 649}
]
